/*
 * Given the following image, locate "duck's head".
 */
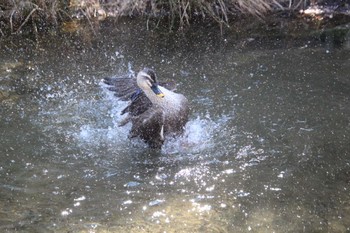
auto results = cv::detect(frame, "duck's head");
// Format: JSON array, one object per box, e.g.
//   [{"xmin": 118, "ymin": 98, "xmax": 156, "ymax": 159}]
[{"xmin": 136, "ymin": 68, "xmax": 165, "ymax": 98}]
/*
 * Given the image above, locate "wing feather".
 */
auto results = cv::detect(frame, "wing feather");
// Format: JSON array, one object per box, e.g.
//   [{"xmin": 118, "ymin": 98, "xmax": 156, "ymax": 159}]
[{"xmin": 130, "ymin": 107, "xmax": 165, "ymax": 148}]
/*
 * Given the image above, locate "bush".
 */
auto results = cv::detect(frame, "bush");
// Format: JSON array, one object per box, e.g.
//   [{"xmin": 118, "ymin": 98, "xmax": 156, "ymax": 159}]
[{"xmin": 0, "ymin": 0, "xmax": 309, "ymax": 36}]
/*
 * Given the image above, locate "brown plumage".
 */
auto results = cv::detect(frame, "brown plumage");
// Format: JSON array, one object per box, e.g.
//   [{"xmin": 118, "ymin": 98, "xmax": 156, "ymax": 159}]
[{"xmin": 104, "ymin": 68, "xmax": 189, "ymax": 149}]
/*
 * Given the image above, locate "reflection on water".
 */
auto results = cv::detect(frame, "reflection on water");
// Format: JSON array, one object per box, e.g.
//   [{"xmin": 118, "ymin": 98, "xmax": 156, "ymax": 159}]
[{"xmin": 1, "ymin": 19, "xmax": 350, "ymax": 232}]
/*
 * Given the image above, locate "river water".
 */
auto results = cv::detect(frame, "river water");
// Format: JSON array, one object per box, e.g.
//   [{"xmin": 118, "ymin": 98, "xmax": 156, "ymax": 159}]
[{"xmin": 1, "ymin": 19, "xmax": 350, "ymax": 232}]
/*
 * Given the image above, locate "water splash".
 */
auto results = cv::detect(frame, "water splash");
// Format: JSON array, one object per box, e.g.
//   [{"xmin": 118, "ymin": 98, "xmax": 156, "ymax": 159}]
[
  {"xmin": 162, "ymin": 114, "xmax": 232, "ymax": 155},
  {"xmin": 33, "ymin": 72, "xmax": 234, "ymax": 158}
]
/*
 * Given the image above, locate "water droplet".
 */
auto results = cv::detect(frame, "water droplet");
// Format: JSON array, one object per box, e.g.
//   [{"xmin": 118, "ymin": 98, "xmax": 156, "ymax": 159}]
[
  {"xmin": 124, "ymin": 181, "xmax": 141, "ymax": 187},
  {"xmin": 149, "ymin": 199, "xmax": 164, "ymax": 206}
]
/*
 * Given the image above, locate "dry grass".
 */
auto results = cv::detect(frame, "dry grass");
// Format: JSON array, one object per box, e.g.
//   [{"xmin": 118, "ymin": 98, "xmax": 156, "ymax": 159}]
[
  {"xmin": 0, "ymin": 0, "xmax": 66, "ymax": 35},
  {"xmin": 0, "ymin": 0, "xmax": 310, "ymax": 36}
]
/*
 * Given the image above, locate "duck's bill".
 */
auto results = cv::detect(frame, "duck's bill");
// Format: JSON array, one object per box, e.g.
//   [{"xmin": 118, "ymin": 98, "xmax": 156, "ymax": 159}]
[{"xmin": 151, "ymin": 85, "xmax": 165, "ymax": 98}]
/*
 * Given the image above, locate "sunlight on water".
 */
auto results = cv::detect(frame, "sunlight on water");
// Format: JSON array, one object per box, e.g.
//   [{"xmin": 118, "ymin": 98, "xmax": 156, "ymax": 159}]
[{"xmin": 2, "ymin": 26, "xmax": 349, "ymax": 232}]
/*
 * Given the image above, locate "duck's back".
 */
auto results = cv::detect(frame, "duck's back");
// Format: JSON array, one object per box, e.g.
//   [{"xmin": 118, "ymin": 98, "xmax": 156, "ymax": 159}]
[{"xmin": 158, "ymin": 88, "xmax": 189, "ymax": 135}]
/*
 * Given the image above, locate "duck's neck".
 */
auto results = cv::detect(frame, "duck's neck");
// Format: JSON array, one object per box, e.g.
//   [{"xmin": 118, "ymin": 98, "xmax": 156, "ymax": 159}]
[{"xmin": 143, "ymin": 87, "xmax": 179, "ymax": 109}]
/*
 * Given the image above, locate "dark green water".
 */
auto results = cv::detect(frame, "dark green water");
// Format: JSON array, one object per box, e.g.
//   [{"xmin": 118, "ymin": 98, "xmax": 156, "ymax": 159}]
[{"xmin": 0, "ymin": 19, "xmax": 350, "ymax": 232}]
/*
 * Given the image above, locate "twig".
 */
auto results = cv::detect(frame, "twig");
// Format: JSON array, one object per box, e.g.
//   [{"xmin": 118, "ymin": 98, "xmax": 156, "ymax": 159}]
[
  {"xmin": 218, "ymin": 0, "xmax": 228, "ymax": 23},
  {"xmin": 10, "ymin": 9, "xmax": 15, "ymax": 33},
  {"xmin": 272, "ymin": 0, "xmax": 285, "ymax": 11},
  {"xmin": 79, "ymin": 8, "xmax": 96, "ymax": 35},
  {"xmin": 293, "ymin": 0, "xmax": 304, "ymax": 10},
  {"xmin": 58, "ymin": 9, "xmax": 73, "ymax": 21},
  {"xmin": 14, "ymin": 7, "xmax": 39, "ymax": 34},
  {"xmin": 178, "ymin": 0, "xmax": 189, "ymax": 28}
]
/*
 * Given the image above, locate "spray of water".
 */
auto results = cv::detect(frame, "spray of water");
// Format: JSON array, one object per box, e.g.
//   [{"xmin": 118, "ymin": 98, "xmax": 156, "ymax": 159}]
[{"xmin": 33, "ymin": 68, "xmax": 234, "ymax": 159}]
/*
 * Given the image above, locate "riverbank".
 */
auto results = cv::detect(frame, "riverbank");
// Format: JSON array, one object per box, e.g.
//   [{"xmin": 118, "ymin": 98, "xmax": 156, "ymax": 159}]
[{"xmin": 0, "ymin": 0, "xmax": 349, "ymax": 37}]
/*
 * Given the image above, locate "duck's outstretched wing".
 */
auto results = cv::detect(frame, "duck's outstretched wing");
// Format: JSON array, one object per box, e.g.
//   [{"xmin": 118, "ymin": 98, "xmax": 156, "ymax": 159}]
[
  {"xmin": 104, "ymin": 73, "xmax": 176, "ymax": 100},
  {"xmin": 130, "ymin": 107, "xmax": 165, "ymax": 149},
  {"xmin": 121, "ymin": 93, "xmax": 152, "ymax": 116},
  {"xmin": 103, "ymin": 74, "xmax": 153, "ymax": 125},
  {"xmin": 103, "ymin": 74, "xmax": 177, "ymax": 117},
  {"xmin": 103, "ymin": 74, "xmax": 138, "ymax": 101}
]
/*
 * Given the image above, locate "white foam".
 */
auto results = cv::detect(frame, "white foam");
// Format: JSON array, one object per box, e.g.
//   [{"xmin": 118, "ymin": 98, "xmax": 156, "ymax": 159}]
[
  {"xmin": 36, "ymin": 76, "xmax": 234, "ymax": 155},
  {"xmin": 162, "ymin": 114, "xmax": 232, "ymax": 154}
]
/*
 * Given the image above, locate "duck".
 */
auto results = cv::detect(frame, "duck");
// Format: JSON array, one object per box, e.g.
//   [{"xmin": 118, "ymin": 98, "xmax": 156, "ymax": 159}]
[{"xmin": 103, "ymin": 68, "xmax": 189, "ymax": 149}]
